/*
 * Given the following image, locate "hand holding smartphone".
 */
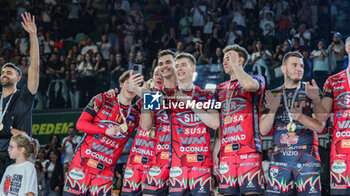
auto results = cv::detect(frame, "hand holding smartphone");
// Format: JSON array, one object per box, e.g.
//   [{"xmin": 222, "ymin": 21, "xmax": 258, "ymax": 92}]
[{"xmin": 133, "ymin": 64, "xmax": 144, "ymax": 86}]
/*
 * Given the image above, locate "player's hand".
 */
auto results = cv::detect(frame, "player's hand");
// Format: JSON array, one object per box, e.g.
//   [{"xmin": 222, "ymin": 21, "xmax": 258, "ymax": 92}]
[
  {"xmin": 265, "ymin": 90, "xmax": 281, "ymax": 113},
  {"xmin": 227, "ymin": 51, "xmax": 241, "ymax": 70},
  {"xmin": 290, "ymin": 102, "xmax": 304, "ymax": 121},
  {"xmin": 105, "ymin": 126, "xmax": 121, "ymax": 137},
  {"xmin": 129, "ymin": 71, "xmax": 144, "ymax": 92},
  {"xmin": 21, "ymin": 12, "xmax": 37, "ymax": 35},
  {"xmin": 106, "ymin": 88, "xmax": 118, "ymax": 97},
  {"xmin": 305, "ymin": 79, "xmax": 320, "ymax": 101},
  {"xmin": 213, "ymin": 157, "xmax": 220, "ymax": 176}
]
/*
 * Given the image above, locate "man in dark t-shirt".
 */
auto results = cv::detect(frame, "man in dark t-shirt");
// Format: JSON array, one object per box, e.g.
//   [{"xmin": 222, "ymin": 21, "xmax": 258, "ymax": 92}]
[{"xmin": 0, "ymin": 12, "xmax": 39, "ymax": 179}]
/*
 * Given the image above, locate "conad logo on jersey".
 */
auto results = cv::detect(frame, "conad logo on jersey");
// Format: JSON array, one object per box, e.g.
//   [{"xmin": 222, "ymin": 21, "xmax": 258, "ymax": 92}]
[
  {"xmin": 124, "ymin": 169, "xmax": 134, "ymax": 179},
  {"xmin": 149, "ymin": 168, "xmax": 161, "ymax": 177},
  {"xmin": 332, "ymin": 161, "xmax": 347, "ymax": 174},
  {"xmin": 219, "ymin": 163, "xmax": 229, "ymax": 174},
  {"xmin": 170, "ymin": 167, "xmax": 183, "ymax": 178},
  {"xmin": 69, "ymin": 169, "xmax": 85, "ymax": 180}
]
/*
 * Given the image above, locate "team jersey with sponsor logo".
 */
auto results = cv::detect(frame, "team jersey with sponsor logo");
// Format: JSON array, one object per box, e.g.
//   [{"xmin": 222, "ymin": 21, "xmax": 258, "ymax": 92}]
[
  {"xmin": 149, "ymin": 85, "xmax": 175, "ymax": 167},
  {"xmin": 170, "ymin": 85, "xmax": 214, "ymax": 167},
  {"xmin": 72, "ymin": 93, "xmax": 140, "ymax": 173},
  {"xmin": 264, "ymin": 83, "xmax": 320, "ymax": 161},
  {"xmin": 127, "ymin": 125, "xmax": 156, "ymax": 167},
  {"xmin": 216, "ymin": 75, "xmax": 265, "ymax": 156},
  {"xmin": 324, "ymin": 70, "xmax": 350, "ymax": 155}
]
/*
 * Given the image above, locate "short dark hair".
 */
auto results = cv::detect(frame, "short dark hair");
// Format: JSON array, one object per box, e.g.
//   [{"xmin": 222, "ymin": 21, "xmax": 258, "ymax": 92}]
[
  {"xmin": 119, "ymin": 70, "xmax": 131, "ymax": 84},
  {"xmin": 175, "ymin": 52, "xmax": 196, "ymax": 66},
  {"xmin": 2, "ymin": 63, "xmax": 22, "ymax": 77},
  {"xmin": 282, "ymin": 51, "xmax": 303, "ymax": 65},
  {"xmin": 222, "ymin": 44, "xmax": 249, "ymax": 67},
  {"xmin": 157, "ymin": 49, "xmax": 175, "ymax": 59}
]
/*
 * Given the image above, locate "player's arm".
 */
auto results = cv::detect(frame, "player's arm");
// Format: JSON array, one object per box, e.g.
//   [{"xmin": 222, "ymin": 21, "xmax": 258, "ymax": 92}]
[
  {"xmin": 290, "ymin": 103, "xmax": 324, "ymax": 133},
  {"xmin": 306, "ymin": 79, "xmax": 332, "ymax": 122},
  {"xmin": 192, "ymin": 108, "xmax": 220, "ymax": 130},
  {"xmin": 21, "ymin": 12, "xmax": 40, "ymax": 95},
  {"xmin": 259, "ymin": 90, "xmax": 280, "ymax": 135},
  {"xmin": 212, "ymin": 126, "xmax": 221, "ymax": 174},
  {"xmin": 227, "ymin": 51, "xmax": 260, "ymax": 92},
  {"xmin": 140, "ymin": 109, "xmax": 154, "ymax": 131},
  {"xmin": 76, "ymin": 94, "xmax": 121, "ymax": 137}
]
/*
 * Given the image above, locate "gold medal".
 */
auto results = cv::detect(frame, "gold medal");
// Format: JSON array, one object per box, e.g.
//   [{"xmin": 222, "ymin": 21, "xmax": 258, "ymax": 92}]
[
  {"xmin": 120, "ymin": 123, "xmax": 128, "ymax": 133},
  {"xmin": 0, "ymin": 123, "xmax": 3, "ymax": 131},
  {"xmin": 224, "ymin": 115, "xmax": 232, "ymax": 124},
  {"xmin": 286, "ymin": 122, "xmax": 296, "ymax": 132}
]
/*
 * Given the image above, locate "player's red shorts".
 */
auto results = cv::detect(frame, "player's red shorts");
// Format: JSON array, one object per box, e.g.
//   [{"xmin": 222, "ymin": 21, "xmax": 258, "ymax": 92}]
[
  {"xmin": 121, "ymin": 165, "xmax": 149, "ymax": 196},
  {"xmin": 63, "ymin": 162, "xmax": 113, "ymax": 196},
  {"xmin": 218, "ymin": 152, "xmax": 264, "ymax": 195},
  {"xmin": 169, "ymin": 166, "xmax": 211, "ymax": 196},
  {"xmin": 143, "ymin": 166, "xmax": 169, "ymax": 195},
  {"xmin": 331, "ymin": 153, "xmax": 350, "ymax": 195}
]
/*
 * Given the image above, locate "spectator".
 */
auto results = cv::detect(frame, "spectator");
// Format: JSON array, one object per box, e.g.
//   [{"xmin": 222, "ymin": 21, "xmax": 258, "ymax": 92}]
[
  {"xmin": 250, "ymin": 40, "xmax": 272, "ymax": 84},
  {"xmin": 179, "ymin": 8, "xmax": 193, "ymax": 38},
  {"xmin": 66, "ymin": 61, "xmax": 80, "ymax": 108},
  {"xmin": 81, "ymin": 37, "xmax": 98, "ymax": 54},
  {"xmin": 44, "ymin": 150, "xmax": 64, "ymax": 196},
  {"xmin": 260, "ymin": 12, "xmax": 275, "ymax": 50},
  {"xmin": 211, "ymin": 47, "xmax": 223, "ymax": 64},
  {"xmin": 206, "ymin": 26, "xmax": 224, "ymax": 57},
  {"xmin": 36, "ymin": 148, "xmax": 49, "ymax": 168},
  {"xmin": 295, "ymin": 22, "xmax": 311, "ymax": 47},
  {"xmin": 328, "ymin": 32, "xmax": 345, "ymax": 74},
  {"xmin": 93, "ymin": 52, "xmax": 109, "ymax": 92},
  {"xmin": 310, "ymin": 39, "xmax": 329, "ymax": 88},
  {"xmin": 45, "ymin": 135, "xmax": 61, "ymax": 159},
  {"xmin": 77, "ymin": 52, "xmax": 94, "ymax": 106},
  {"xmin": 191, "ymin": 0, "xmax": 206, "ymax": 32},
  {"xmin": 35, "ymin": 161, "xmax": 46, "ymax": 196},
  {"xmin": 262, "ymin": 148, "xmax": 272, "ymax": 184},
  {"xmin": 61, "ymin": 126, "xmax": 82, "ymax": 178},
  {"xmin": 96, "ymin": 34, "xmax": 111, "ymax": 60}
]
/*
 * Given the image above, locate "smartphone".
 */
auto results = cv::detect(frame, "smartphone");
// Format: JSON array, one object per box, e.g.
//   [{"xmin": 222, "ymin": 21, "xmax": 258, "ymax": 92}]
[
  {"xmin": 133, "ymin": 64, "xmax": 143, "ymax": 75},
  {"xmin": 132, "ymin": 64, "xmax": 143, "ymax": 86}
]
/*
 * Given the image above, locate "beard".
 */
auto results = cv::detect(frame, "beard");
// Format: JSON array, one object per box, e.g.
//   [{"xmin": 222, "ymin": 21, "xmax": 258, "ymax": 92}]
[
  {"xmin": 286, "ymin": 74, "xmax": 301, "ymax": 85},
  {"xmin": 0, "ymin": 77, "xmax": 16, "ymax": 88}
]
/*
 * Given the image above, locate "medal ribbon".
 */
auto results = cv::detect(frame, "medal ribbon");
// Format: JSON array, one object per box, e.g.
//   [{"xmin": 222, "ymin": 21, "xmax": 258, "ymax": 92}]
[
  {"xmin": 0, "ymin": 89, "xmax": 17, "ymax": 124},
  {"xmin": 282, "ymin": 84, "xmax": 300, "ymax": 123},
  {"xmin": 178, "ymin": 84, "xmax": 195, "ymax": 99},
  {"xmin": 225, "ymin": 81, "xmax": 236, "ymax": 111},
  {"xmin": 117, "ymin": 95, "xmax": 132, "ymax": 125}
]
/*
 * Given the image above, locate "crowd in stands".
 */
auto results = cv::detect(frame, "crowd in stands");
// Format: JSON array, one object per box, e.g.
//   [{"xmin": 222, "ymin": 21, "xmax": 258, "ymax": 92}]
[{"xmin": 0, "ymin": 0, "xmax": 349, "ymax": 110}]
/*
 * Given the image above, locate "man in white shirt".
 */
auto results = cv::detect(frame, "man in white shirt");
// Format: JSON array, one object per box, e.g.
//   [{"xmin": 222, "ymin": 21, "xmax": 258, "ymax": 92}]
[{"xmin": 61, "ymin": 126, "xmax": 82, "ymax": 177}]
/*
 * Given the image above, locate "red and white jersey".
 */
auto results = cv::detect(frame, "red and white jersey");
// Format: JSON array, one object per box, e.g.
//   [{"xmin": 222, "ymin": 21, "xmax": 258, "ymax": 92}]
[
  {"xmin": 127, "ymin": 125, "xmax": 156, "ymax": 168},
  {"xmin": 215, "ymin": 75, "xmax": 265, "ymax": 156},
  {"xmin": 151, "ymin": 85, "xmax": 175, "ymax": 167},
  {"xmin": 170, "ymin": 85, "xmax": 215, "ymax": 167},
  {"xmin": 72, "ymin": 93, "xmax": 140, "ymax": 173},
  {"xmin": 323, "ymin": 70, "xmax": 350, "ymax": 155}
]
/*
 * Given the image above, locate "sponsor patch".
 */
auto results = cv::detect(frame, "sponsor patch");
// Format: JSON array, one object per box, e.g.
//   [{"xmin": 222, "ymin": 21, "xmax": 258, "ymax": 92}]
[
  {"xmin": 332, "ymin": 160, "xmax": 347, "ymax": 174},
  {"xmin": 170, "ymin": 167, "xmax": 182, "ymax": 178},
  {"xmin": 160, "ymin": 152, "xmax": 169, "ymax": 160},
  {"xmin": 69, "ymin": 169, "xmax": 85, "ymax": 180},
  {"xmin": 124, "ymin": 169, "xmax": 134, "ymax": 179},
  {"xmin": 219, "ymin": 163, "xmax": 229, "ymax": 174},
  {"xmin": 341, "ymin": 139, "xmax": 350, "ymax": 148},
  {"xmin": 186, "ymin": 154, "xmax": 204, "ymax": 162},
  {"xmin": 149, "ymin": 168, "xmax": 161, "ymax": 177}
]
